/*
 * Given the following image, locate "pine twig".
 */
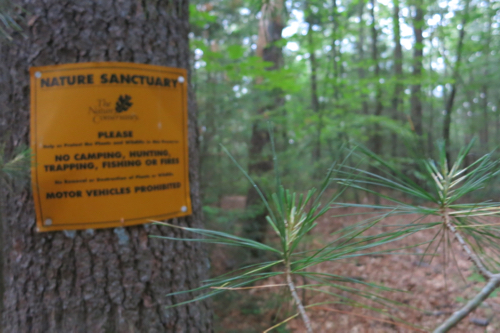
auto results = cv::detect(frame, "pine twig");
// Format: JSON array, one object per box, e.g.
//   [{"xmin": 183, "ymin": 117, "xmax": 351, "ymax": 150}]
[
  {"xmin": 433, "ymin": 274, "xmax": 500, "ymax": 333},
  {"xmin": 434, "ymin": 209, "xmax": 500, "ymax": 332},
  {"xmin": 443, "ymin": 209, "xmax": 491, "ymax": 279},
  {"xmin": 286, "ymin": 262, "xmax": 313, "ymax": 333}
]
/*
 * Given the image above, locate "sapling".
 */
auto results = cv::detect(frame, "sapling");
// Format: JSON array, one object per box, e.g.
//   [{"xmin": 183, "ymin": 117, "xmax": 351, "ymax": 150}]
[
  {"xmin": 153, "ymin": 138, "xmax": 425, "ymax": 332},
  {"xmin": 337, "ymin": 140, "xmax": 500, "ymax": 332}
]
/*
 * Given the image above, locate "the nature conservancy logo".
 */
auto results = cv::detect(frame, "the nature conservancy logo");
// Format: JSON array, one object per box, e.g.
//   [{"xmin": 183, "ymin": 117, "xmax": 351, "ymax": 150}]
[
  {"xmin": 89, "ymin": 97, "xmax": 138, "ymax": 123},
  {"xmin": 116, "ymin": 94, "xmax": 133, "ymax": 113}
]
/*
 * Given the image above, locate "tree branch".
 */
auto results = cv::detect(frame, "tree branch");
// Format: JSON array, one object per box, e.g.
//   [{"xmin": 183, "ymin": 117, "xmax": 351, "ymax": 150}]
[
  {"xmin": 433, "ymin": 274, "xmax": 500, "ymax": 333},
  {"xmin": 434, "ymin": 209, "xmax": 500, "ymax": 332},
  {"xmin": 286, "ymin": 262, "xmax": 313, "ymax": 333},
  {"xmin": 443, "ymin": 209, "xmax": 491, "ymax": 279}
]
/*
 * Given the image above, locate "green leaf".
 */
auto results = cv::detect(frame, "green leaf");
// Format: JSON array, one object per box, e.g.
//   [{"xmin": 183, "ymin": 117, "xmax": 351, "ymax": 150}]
[
  {"xmin": 189, "ymin": 4, "xmax": 216, "ymax": 28},
  {"xmin": 227, "ymin": 44, "xmax": 246, "ymax": 60}
]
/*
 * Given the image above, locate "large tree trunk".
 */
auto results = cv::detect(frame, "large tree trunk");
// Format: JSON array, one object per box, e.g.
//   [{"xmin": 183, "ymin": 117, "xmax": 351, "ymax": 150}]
[{"xmin": 0, "ymin": 1, "xmax": 212, "ymax": 332}]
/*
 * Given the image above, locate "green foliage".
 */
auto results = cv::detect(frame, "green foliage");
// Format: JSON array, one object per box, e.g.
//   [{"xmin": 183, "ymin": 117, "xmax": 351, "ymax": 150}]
[
  {"xmin": 155, "ymin": 137, "xmax": 500, "ymax": 331},
  {"xmin": 336, "ymin": 140, "xmax": 500, "ymax": 331},
  {"xmin": 338, "ymin": 139, "xmax": 500, "ymax": 271},
  {"xmin": 0, "ymin": 144, "xmax": 31, "ymax": 189},
  {"xmin": 189, "ymin": 4, "xmax": 217, "ymax": 28},
  {"xmin": 185, "ymin": 0, "xmax": 500, "ymax": 329},
  {"xmin": 191, "ymin": 0, "xmax": 500, "ymax": 205},
  {"xmin": 153, "ymin": 144, "xmax": 429, "ymax": 331},
  {"xmin": 0, "ymin": 0, "xmax": 23, "ymax": 41}
]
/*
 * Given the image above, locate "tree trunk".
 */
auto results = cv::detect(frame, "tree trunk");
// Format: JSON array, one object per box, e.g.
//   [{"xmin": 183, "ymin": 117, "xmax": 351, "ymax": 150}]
[
  {"xmin": 427, "ymin": 48, "xmax": 435, "ymax": 157},
  {"xmin": 443, "ymin": 0, "xmax": 470, "ymax": 161},
  {"xmin": 306, "ymin": 4, "xmax": 321, "ymax": 161},
  {"xmin": 331, "ymin": 0, "xmax": 340, "ymax": 102},
  {"xmin": 391, "ymin": 0, "xmax": 404, "ymax": 157},
  {"xmin": 497, "ymin": 98, "xmax": 500, "ymax": 143},
  {"xmin": 410, "ymin": 0, "xmax": 425, "ymax": 141},
  {"xmin": 0, "ymin": 1, "xmax": 212, "ymax": 332},
  {"xmin": 244, "ymin": 0, "xmax": 284, "ymax": 255},
  {"xmin": 357, "ymin": 0, "xmax": 368, "ymax": 115},
  {"xmin": 370, "ymin": 0, "xmax": 383, "ymax": 156},
  {"xmin": 480, "ymin": 0, "xmax": 492, "ymax": 151}
]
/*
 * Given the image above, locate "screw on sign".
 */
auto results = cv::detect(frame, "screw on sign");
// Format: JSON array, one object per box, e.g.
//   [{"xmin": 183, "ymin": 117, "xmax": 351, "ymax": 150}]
[{"xmin": 115, "ymin": 94, "xmax": 133, "ymax": 113}]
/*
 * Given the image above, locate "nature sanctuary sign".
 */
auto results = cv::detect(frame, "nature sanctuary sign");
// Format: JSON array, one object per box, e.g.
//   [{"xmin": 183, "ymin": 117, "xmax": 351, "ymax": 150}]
[{"xmin": 29, "ymin": 62, "xmax": 191, "ymax": 232}]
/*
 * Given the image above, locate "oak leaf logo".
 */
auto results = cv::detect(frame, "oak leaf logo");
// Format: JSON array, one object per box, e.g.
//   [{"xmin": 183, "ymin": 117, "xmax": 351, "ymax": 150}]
[{"xmin": 115, "ymin": 95, "xmax": 133, "ymax": 113}]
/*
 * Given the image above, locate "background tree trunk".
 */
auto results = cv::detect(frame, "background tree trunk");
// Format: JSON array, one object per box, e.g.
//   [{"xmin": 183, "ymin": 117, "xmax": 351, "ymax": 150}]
[
  {"xmin": 306, "ymin": 2, "xmax": 321, "ymax": 161},
  {"xmin": 480, "ymin": 0, "xmax": 492, "ymax": 151},
  {"xmin": 410, "ymin": 0, "xmax": 424, "ymax": 141},
  {"xmin": 370, "ymin": 0, "xmax": 383, "ymax": 156},
  {"xmin": 0, "ymin": 1, "xmax": 212, "ymax": 332},
  {"xmin": 357, "ymin": 0, "xmax": 368, "ymax": 116},
  {"xmin": 244, "ymin": 0, "xmax": 284, "ymax": 256},
  {"xmin": 443, "ymin": 0, "xmax": 470, "ymax": 161},
  {"xmin": 391, "ymin": 0, "xmax": 404, "ymax": 157}
]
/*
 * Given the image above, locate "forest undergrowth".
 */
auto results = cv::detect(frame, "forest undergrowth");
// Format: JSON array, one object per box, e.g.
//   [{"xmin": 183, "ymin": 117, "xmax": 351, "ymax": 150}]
[
  {"xmin": 155, "ymin": 140, "xmax": 500, "ymax": 333},
  {"xmin": 210, "ymin": 200, "xmax": 500, "ymax": 333}
]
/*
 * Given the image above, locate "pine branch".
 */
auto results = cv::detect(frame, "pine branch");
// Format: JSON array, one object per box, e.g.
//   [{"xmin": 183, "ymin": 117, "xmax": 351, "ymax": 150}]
[
  {"xmin": 433, "ymin": 274, "xmax": 500, "ymax": 333},
  {"xmin": 434, "ymin": 209, "xmax": 500, "ymax": 332},
  {"xmin": 0, "ymin": 146, "xmax": 31, "ymax": 185},
  {"xmin": 0, "ymin": 0, "xmax": 24, "ymax": 41},
  {"xmin": 443, "ymin": 209, "xmax": 491, "ymax": 279},
  {"xmin": 286, "ymin": 262, "xmax": 313, "ymax": 333}
]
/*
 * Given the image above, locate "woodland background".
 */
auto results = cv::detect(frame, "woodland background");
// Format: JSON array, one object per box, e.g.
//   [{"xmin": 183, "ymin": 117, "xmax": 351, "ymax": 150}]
[
  {"xmin": 191, "ymin": 0, "xmax": 500, "ymax": 331},
  {"xmin": 193, "ymin": 0, "xmax": 500, "ymax": 201},
  {"xmin": 1, "ymin": 0, "xmax": 500, "ymax": 331}
]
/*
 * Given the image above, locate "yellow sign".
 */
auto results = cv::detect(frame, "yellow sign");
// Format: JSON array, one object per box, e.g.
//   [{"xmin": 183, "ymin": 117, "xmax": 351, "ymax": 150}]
[{"xmin": 30, "ymin": 62, "xmax": 191, "ymax": 232}]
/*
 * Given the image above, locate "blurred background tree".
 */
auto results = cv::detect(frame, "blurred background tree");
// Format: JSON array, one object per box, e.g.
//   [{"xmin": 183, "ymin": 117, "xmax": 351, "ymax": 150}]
[{"xmin": 192, "ymin": 0, "xmax": 500, "ymax": 202}]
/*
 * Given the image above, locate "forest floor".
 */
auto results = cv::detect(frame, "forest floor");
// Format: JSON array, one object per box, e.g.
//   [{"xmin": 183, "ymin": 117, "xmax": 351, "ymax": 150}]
[{"xmin": 209, "ymin": 196, "xmax": 500, "ymax": 333}]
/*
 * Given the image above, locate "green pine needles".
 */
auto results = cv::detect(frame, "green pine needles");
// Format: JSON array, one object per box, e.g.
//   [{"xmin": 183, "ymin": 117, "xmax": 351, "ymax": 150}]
[
  {"xmin": 0, "ymin": 0, "xmax": 24, "ymax": 41},
  {"xmin": 153, "ymin": 139, "xmax": 423, "ymax": 331},
  {"xmin": 337, "ymin": 139, "xmax": 500, "ymax": 332},
  {"xmin": 154, "ymin": 137, "xmax": 500, "ymax": 332},
  {"xmin": 0, "ymin": 144, "xmax": 31, "ymax": 189}
]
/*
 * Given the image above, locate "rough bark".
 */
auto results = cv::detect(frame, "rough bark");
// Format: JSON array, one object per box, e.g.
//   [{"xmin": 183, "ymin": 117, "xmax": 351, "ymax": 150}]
[{"xmin": 0, "ymin": 1, "xmax": 212, "ymax": 332}]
